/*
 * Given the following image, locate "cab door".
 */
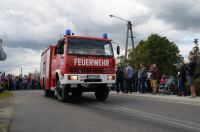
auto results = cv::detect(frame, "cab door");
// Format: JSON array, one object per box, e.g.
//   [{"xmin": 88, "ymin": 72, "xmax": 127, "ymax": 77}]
[{"xmin": 52, "ymin": 39, "xmax": 65, "ymax": 76}]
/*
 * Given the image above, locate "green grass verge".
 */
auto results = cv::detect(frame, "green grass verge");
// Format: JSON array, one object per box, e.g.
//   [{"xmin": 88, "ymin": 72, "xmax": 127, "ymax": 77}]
[{"xmin": 0, "ymin": 91, "xmax": 13, "ymax": 99}]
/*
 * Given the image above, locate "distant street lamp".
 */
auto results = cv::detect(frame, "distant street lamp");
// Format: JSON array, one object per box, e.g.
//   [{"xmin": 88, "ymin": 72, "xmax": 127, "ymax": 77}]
[
  {"xmin": 109, "ymin": 14, "xmax": 134, "ymax": 61},
  {"xmin": 0, "ymin": 38, "xmax": 7, "ymax": 61}
]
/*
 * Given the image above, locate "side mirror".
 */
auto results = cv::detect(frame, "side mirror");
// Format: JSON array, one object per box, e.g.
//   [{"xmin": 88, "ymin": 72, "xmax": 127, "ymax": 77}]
[{"xmin": 117, "ymin": 45, "xmax": 120, "ymax": 55}]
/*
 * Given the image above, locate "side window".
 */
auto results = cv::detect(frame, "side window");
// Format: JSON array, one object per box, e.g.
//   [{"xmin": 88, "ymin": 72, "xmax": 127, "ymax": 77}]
[
  {"xmin": 54, "ymin": 46, "xmax": 57, "ymax": 56},
  {"xmin": 104, "ymin": 44, "xmax": 112, "ymax": 55},
  {"xmin": 57, "ymin": 39, "xmax": 64, "ymax": 54}
]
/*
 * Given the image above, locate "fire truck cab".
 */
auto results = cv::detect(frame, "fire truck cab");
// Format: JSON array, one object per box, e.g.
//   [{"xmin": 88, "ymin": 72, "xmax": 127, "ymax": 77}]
[{"xmin": 40, "ymin": 30, "xmax": 116, "ymax": 101}]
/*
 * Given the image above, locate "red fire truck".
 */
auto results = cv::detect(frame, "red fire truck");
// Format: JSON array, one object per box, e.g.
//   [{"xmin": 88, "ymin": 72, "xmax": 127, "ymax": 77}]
[{"xmin": 40, "ymin": 30, "xmax": 116, "ymax": 101}]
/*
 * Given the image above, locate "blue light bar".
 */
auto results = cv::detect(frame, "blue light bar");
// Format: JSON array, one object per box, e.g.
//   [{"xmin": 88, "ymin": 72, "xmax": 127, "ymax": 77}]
[
  {"xmin": 66, "ymin": 29, "xmax": 71, "ymax": 35},
  {"xmin": 103, "ymin": 33, "xmax": 108, "ymax": 39}
]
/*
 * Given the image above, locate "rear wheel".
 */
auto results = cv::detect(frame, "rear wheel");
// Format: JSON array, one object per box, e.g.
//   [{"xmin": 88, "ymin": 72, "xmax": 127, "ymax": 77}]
[
  {"xmin": 56, "ymin": 80, "xmax": 70, "ymax": 102},
  {"xmin": 43, "ymin": 82, "xmax": 54, "ymax": 97},
  {"xmin": 95, "ymin": 87, "xmax": 109, "ymax": 101}
]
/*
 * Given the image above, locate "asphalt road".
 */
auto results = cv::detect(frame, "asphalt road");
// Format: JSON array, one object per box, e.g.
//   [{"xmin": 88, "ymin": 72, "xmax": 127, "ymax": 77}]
[{"xmin": 9, "ymin": 90, "xmax": 200, "ymax": 132}]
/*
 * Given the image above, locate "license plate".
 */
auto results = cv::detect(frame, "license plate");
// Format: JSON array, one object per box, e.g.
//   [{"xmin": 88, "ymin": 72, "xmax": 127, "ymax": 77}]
[{"xmin": 87, "ymin": 75, "xmax": 100, "ymax": 79}]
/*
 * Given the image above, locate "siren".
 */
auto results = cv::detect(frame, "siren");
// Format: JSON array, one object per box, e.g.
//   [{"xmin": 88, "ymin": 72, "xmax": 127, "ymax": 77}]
[
  {"xmin": 66, "ymin": 29, "xmax": 71, "ymax": 36},
  {"xmin": 103, "ymin": 33, "xmax": 108, "ymax": 39}
]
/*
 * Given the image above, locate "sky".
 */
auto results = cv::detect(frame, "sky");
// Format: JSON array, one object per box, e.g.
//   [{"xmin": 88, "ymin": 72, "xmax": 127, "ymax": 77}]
[{"xmin": 0, "ymin": 0, "xmax": 200, "ymax": 75}]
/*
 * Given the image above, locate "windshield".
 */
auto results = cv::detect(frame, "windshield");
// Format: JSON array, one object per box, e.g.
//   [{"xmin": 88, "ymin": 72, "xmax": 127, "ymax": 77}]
[{"xmin": 67, "ymin": 38, "xmax": 113, "ymax": 57}]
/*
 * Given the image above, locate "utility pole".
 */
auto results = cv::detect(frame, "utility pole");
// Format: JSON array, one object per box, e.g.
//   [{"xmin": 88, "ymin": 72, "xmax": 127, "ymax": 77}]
[
  {"xmin": 21, "ymin": 67, "xmax": 23, "ymax": 75},
  {"xmin": 109, "ymin": 15, "xmax": 134, "ymax": 62},
  {"xmin": 125, "ymin": 21, "xmax": 134, "ymax": 61}
]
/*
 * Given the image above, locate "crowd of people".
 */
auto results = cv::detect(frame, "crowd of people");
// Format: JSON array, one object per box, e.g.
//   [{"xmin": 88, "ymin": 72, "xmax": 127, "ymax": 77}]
[
  {"xmin": 116, "ymin": 63, "xmax": 159, "ymax": 95},
  {"xmin": 0, "ymin": 72, "xmax": 41, "ymax": 91},
  {"xmin": 115, "ymin": 51, "xmax": 198, "ymax": 97}
]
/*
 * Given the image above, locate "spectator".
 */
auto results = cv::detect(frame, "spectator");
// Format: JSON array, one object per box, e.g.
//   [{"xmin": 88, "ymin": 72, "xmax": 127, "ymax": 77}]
[
  {"xmin": 186, "ymin": 52, "xmax": 197, "ymax": 98},
  {"xmin": 138, "ymin": 63, "xmax": 147, "ymax": 93},
  {"xmin": 133, "ymin": 69, "xmax": 138, "ymax": 92},
  {"xmin": 8, "ymin": 74, "xmax": 13, "ymax": 91},
  {"xmin": 27, "ymin": 74, "xmax": 32, "ymax": 90},
  {"xmin": 151, "ymin": 64, "xmax": 159, "ymax": 95},
  {"xmin": 12, "ymin": 76, "xmax": 17, "ymax": 91},
  {"xmin": 146, "ymin": 66, "xmax": 152, "ymax": 93},
  {"xmin": 124, "ymin": 63, "xmax": 134, "ymax": 94},
  {"xmin": 0, "ymin": 72, "xmax": 41, "ymax": 90},
  {"xmin": 177, "ymin": 62, "xmax": 186, "ymax": 96},
  {"xmin": 18, "ymin": 74, "xmax": 23, "ymax": 90},
  {"xmin": 132, "ymin": 68, "xmax": 138, "ymax": 92},
  {"xmin": 116, "ymin": 66, "xmax": 124, "ymax": 93},
  {"xmin": 160, "ymin": 75, "xmax": 166, "ymax": 85},
  {"xmin": 23, "ymin": 75, "xmax": 28, "ymax": 89}
]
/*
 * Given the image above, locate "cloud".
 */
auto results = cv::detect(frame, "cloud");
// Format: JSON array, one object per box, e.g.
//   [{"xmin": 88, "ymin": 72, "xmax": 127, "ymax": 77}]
[
  {"xmin": 0, "ymin": 0, "xmax": 199, "ymax": 73},
  {"xmin": 0, "ymin": 46, "xmax": 41, "ymax": 75},
  {"xmin": 154, "ymin": 0, "xmax": 200, "ymax": 31}
]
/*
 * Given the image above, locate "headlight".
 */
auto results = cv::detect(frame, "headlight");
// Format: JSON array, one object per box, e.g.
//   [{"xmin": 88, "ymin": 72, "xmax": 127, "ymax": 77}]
[
  {"xmin": 68, "ymin": 75, "xmax": 78, "ymax": 80},
  {"xmin": 107, "ymin": 75, "xmax": 115, "ymax": 80}
]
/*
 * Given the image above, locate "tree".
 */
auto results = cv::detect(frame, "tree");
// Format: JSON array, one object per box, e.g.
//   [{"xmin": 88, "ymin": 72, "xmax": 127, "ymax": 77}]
[
  {"xmin": 116, "ymin": 55, "xmax": 126, "ymax": 68},
  {"xmin": 192, "ymin": 39, "xmax": 200, "ymax": 76},
  {"xmin": 129, "ymin": 34, "xmax": 182, "ymax": 75},
  {"xmin": 193, "ymin": 39, "xmax": 200, "ymax": 62}
]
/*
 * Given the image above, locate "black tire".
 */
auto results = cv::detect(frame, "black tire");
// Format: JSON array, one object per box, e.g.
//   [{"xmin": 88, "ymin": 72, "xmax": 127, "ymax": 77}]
[
  {"xmin": 43, "ymin": 81, "xmax": 54, "ymax": 97},
  {"xmin": 72, "ymin": 90, "xmax": 83, "ymax": 97},
  {"xmin": 56, "ymin": 80, "xmax": 70, "ymax": 102},
  {"xmin": 95, "ymin": 87, "xmax": 109, "ymax": 101}
]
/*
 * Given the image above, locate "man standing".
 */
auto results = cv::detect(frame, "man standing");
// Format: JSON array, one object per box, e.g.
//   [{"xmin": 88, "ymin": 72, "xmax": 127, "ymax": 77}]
[
  {"xmin": 124, "ymin": 63, "xmax": 134, "ymax": 94},
  {"xmin": 146, "ymin": 65, "xmax": 152, "ymax": 93},
  {"xmin": 151, "ymin": 64, "xmax": 159, "ymax": 95},
  {"xmin": 186, "ymin": 52, "xmax": 197, "ymax": 98},
  {"xmin": 0, "ymin": 39, "xmax": 7, "ymax": 61},
  {"xmin": 138, "ymin": 63, "xmax": 147, "ymax": 93},
  {"xmin": 177, "ymin": 62, "xmax": 186, "ymax": 96},
  {"xmin": 116, "ymin": 67, "xmax": 124, "ymax": 93}
]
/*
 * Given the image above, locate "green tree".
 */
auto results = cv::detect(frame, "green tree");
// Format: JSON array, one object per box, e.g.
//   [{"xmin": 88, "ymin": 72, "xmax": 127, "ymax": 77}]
[
  {"xmin": 192, "ymin": 39, "xmax": 200, "ymax": 75},
  {"xmin": 116, "ymin": 55, "xmax": 126, "ymax": 68},
  {"xmin": 129, "ymin": 34, "xmax": 182, "ymax": 75},
  {"xmin": 193, "ymin": 39, "xmax": 200, "ymax": 62}
]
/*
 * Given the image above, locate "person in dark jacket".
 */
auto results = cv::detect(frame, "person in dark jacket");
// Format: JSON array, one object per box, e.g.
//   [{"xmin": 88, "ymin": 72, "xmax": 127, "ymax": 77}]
[
  {"xmin": 186, "ymin": 52, "xmax": 197, "ymax": 97},
  {"xmin": 177, "ymin": 62, "xmax": 186, "ymax": 96},
  {"xmin": 116, "ymin": 67, "xmax": 124, "ymax": 93}
]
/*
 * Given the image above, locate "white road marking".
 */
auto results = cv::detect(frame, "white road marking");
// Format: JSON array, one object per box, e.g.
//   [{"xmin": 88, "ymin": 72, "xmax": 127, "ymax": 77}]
[
  {"xmin": 114, "ymin": 106, "xmax": 200, "ymax": 131},
  {"xmin": 110, "ymin": 92, "xmax": 200, "ymax": 106}
]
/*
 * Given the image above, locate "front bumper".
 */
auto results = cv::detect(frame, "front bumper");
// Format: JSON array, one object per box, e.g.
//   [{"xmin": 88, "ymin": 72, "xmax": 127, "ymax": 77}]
[{"xmin": 60, "ymin": 74, "xmax": 116, "ymax": 85}]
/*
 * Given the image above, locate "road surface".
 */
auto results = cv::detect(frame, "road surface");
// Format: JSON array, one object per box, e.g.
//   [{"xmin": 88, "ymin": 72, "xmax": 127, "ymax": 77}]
[{"xmin": 9, "ymin": 90, "xmax": 200, "ymax": 132}]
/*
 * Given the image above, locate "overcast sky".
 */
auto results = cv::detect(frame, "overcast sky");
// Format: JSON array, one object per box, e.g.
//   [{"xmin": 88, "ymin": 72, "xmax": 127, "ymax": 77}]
[{"xmin": 0, "ymin": 0, "xmax": 200, "ymax": 75}]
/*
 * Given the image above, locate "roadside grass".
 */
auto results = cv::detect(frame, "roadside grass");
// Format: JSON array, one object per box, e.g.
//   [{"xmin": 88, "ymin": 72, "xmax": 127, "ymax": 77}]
[{"xmin": 0, "ymin": 91, "xmax": 13, "ymax": 99}]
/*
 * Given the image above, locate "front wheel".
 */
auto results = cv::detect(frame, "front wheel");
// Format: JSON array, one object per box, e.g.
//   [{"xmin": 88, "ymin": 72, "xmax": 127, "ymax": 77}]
[
  {"xmin": 56, "ymin": 80, "xmax": 70, "ymax": 102},
  {"xmin": 95, "ymin": 87, "xmax": 109, "ymax": 101}
]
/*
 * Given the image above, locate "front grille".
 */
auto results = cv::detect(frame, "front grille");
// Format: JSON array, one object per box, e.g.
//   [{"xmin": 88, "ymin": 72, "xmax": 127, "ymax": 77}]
[{"xmin": 84, "ymin": 79, "xmax": 102, "ymax": 82}]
